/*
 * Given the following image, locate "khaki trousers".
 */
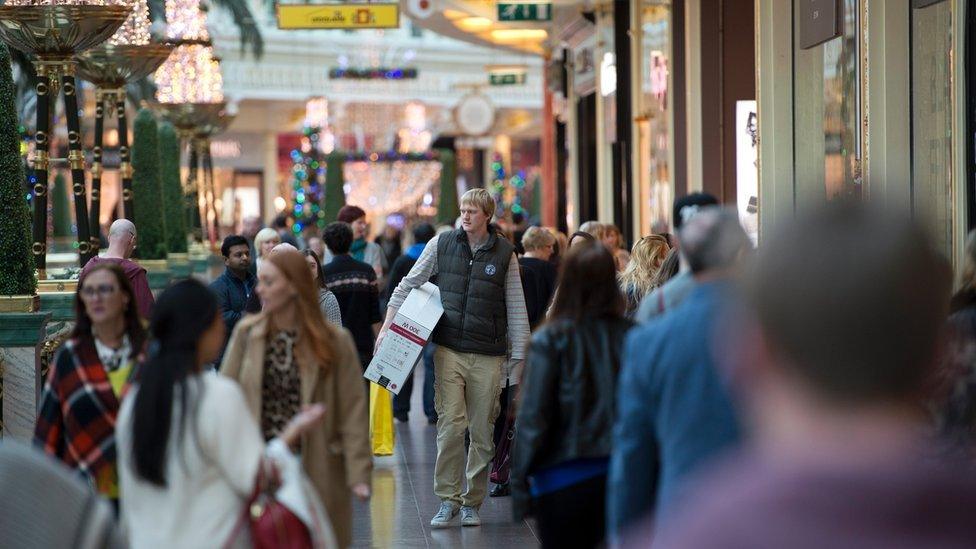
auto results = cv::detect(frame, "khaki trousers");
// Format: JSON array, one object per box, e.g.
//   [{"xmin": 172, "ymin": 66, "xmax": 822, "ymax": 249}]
[{"xmin": 432, "ymin": 346, "xmax": 504, "ymax": 508}]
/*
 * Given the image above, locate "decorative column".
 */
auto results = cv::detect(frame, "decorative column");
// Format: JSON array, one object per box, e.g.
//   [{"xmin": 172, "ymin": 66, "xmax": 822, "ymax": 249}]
[
  {"xmin": 76, "ymin": 0, "xmax": 174, "ymax": 245},
  {"xmin": 154, "ymin": 0, "xmax": 227, "ymax": 252},
  {"xmin": 0, "ymin": 2, "xmax": 132, "ymax": 274}
]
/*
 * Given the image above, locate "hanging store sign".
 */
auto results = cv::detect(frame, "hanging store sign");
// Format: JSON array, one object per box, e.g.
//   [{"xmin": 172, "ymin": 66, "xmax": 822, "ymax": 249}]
[
  {"xmin": 798, "ymin": 0, "xmax": 842, "ymax": 49},
  {"xmin": 490, "ymin": 73, "xmax": 527, "ymax": 85},
  {"xmin": 487, "ymin": 65, "xmax": 528, "ymax": 86},
  {"xmin": 277, "ymin": 4, "xmax": 400, "ymax": 30},
  {"xmin": 497, "ymin": 2, "xmax": 552, "ymax": 22}
]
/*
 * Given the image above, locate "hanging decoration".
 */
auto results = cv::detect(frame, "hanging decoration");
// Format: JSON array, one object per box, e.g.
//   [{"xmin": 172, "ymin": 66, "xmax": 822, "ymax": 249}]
[
  {"xmin": 109, "ymin": 0, "xmax": 151, "ymax": 46},
  {"xmin": 329, "ymin": 67, "xmax": 418, "ymax": 80},
  {"xmin": 154, "ymin": 0, "xmax": 224, "ymax": 104}
]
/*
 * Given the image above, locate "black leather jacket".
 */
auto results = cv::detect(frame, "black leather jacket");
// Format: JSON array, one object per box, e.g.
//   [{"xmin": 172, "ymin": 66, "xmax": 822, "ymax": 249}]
[{"xmin": 511, "ymin": 316, "xmax": 634, "ymax": 520}]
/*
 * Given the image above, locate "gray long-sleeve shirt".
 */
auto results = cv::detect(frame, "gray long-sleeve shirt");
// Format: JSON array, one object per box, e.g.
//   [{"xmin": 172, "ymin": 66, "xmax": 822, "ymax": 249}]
[{"xmin": 387, "ymin": 233, "xmax": 530, "ymax": 362}]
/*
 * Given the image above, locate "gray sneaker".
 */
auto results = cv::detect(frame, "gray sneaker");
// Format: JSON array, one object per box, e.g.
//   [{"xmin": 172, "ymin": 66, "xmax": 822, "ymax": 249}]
[
  {"xmin": 430, "ymin": 502, "xmax": 460, "ymax": 528},
  {"xmin": 460, "ymin": 506, "xmax": 481, "ymax": 527}
]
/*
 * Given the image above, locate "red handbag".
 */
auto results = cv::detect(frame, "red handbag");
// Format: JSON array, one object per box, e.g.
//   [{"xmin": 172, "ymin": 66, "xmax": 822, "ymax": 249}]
[{"xmin": 227, "ymin": 459, "xmax": 314, "ymax": 549}]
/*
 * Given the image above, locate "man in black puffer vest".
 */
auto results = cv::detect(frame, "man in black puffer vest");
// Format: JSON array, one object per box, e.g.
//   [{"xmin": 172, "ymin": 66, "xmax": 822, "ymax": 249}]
[{"xmin": 381, "ymin": 189, "xmax": 530, "ymax": 529}]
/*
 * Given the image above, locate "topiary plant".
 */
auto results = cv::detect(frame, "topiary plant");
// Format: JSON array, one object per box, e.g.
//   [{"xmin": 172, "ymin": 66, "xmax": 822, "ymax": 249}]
[
  {"xmin": 321, "ymin": 151, "xmax": 346, "ymax": 223},
  {"xmin": 436, "ymin": 149, "xmax": 459, "ymax": 225},
  {"xmin": 131, "ymin": 108, "xmax": 168, "ymax": 260},
  {"xmin": 158, "ymin": 121, "xmax": 187, "ymax": 254},
  {"xmin": 0, "ymin": 43, "xmax": 36, "ymax": 296}
]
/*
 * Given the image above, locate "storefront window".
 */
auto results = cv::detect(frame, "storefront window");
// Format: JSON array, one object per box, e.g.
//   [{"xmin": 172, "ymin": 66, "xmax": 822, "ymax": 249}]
[
  {"xmin": 823, "ymin": 0, "xmax": 861, "ymax": 200},
  {"xmin": 793, "ymin": 0, "xmax": 862, "ymax": 202},
  {"xmin": 910, "ymin": 1, "xmax": 953, "ymax": 258},
  {"xmin": 638, "ymin": 1, "xmax": 671, "ymax": 234}
]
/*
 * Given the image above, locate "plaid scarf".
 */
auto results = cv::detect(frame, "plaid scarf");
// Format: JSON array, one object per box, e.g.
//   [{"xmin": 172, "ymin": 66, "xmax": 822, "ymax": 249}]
[{"xmin": 34, "ymin": 337, "xmax": 125, "ymax": 490}]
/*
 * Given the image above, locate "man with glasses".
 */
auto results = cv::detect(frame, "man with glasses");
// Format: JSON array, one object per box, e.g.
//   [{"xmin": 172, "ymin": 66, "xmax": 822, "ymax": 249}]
[{"xmin": 79, "ymin": 219, "xmax": 154, "ymax": 319}]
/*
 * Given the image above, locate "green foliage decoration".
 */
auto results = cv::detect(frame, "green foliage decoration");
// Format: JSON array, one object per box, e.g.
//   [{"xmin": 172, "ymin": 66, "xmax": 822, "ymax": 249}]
[
  {"xmin": 0, "ymin": 43, "xmax": 36, "ymax": 296},
  {"xmin": 321, "ymin": 152, "xmax": 346, "ymax": 223},
  {"xmin": 131, "ymin": 108, "xmax": 168, "ymax": 260},
  {"xmin": 158, "ymin": 122, "xmax": 187, "ymax": 254},
  {"xmin": 436, "ymin": 149, "xmax": 459, "ymax": 225}
]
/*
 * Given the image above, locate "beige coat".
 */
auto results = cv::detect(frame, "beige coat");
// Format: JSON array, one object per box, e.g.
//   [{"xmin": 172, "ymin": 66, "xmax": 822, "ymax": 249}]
[{"xmin": 220, "ymin": 313, "xmax": 371, "ymax": 548}]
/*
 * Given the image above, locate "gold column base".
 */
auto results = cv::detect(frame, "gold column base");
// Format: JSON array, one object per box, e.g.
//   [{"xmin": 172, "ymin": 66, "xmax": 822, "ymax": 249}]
[
  {"xmin": 0, "ymin": 295, "xmax": 41, "ymax": 313},
  {"xmin": 37, "ymin": 279, "xmax": 78, "ymax": 294}
]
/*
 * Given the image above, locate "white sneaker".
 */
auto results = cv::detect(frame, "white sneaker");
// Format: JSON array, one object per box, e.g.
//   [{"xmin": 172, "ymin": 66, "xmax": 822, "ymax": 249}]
[
  {"xmin": 430, "ymin": 502, "xmax": 460, "ymax": 528},
  {"xmin": 460, "ymin": 506, "xmax": 481, "ymax": 527}
]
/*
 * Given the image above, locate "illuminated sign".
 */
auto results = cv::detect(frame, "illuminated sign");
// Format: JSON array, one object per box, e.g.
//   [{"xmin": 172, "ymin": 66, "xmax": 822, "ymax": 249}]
[
  {"xmin": 497, "ymin": 2, "xmax": 551, "ymax": 22},
  {"xmin": 277, "ymin": 4, "xmax": 400, "ymax": 30}
]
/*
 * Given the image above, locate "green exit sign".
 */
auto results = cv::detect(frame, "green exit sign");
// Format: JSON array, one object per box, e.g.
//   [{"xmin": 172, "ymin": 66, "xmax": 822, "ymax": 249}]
[
  {"xmin": 497, "ymin": 2, "xmax": 551, "ymax": 22},
  {"xmin": 490, "ymin": 73, "xmax": 527, "ymax": 85}
]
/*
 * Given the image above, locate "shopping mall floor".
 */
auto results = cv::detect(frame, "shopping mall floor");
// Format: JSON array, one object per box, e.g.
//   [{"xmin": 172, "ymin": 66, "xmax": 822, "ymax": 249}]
[{"xmin": 350, "ymin": 379, "xmax": 540, "ymax": 548}]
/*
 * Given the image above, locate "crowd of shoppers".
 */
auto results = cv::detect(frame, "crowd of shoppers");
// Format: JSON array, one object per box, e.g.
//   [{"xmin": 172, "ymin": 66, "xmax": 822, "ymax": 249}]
[{"xmin": 26, "ymin": 185, "xmax": 976, "ymax": 549}]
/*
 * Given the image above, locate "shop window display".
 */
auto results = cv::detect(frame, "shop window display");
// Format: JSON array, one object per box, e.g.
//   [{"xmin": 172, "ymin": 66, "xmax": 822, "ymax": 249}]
[
  {"xmin": 910, "ymin": 1, "xmax": 954, "ymax": 258},
  {"xmin": 638, "ymin": 2, "xmax": 672, "ymax": 234}
]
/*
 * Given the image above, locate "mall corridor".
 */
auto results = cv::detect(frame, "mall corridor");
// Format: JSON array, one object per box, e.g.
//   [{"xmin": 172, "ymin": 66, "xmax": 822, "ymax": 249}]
[{"xmin": 351, "ymin": 374, "xmax": 539, "ymax": 549}]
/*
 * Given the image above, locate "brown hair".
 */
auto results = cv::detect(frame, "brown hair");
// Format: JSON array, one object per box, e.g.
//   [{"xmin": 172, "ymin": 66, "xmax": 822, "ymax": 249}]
[
  {"xmin": 73, "ymin": 262, "xmax": 147, "ymax": 360},
  {"xmin": 548, "ymin": 241, "xmax": 625, "ymax": 322},
  {"xmin": 267, "ymin": 249, "xmax": 335, "ymax": 367},
  {"xmin": 302, "ymin": 249, "xmax": 327, "ymax": 289}
]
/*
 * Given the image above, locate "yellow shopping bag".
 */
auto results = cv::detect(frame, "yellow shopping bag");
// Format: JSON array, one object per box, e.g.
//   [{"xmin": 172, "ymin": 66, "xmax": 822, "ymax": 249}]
[{"xmin": 369, "ymin": 382, "xmax": 395, "ymax": 456}]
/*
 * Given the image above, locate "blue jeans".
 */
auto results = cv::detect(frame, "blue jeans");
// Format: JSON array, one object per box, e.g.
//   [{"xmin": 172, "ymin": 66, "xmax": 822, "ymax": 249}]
[{"xmin": 393, "ymin": 343, "xmax": 437, "ymax": 419}]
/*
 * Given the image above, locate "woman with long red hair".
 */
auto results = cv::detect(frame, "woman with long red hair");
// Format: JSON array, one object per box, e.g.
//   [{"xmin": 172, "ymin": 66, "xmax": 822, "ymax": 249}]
[{"xmin": 221, "ymin": 248, "xmax": 371, "ymax": 548}]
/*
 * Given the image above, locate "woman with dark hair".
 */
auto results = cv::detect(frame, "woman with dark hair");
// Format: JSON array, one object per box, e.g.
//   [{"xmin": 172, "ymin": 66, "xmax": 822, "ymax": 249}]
[
  {"xmin": 302, "ymin": 249, "xmax": 342, "ymax": 326},
  {"xmin": 117, "ymin": 279, "xmax": 333, "ymax": 547},
  {"xmin": 510, "ymin": 241, "xmax": 634, "ymax": 548},
  {"xmin": 34, "ymin": 263, "xmax": 147, "ymax": 504},
  {"xmin": 221, "ymin": 248, "xmax": 371, "ymax": 548}
]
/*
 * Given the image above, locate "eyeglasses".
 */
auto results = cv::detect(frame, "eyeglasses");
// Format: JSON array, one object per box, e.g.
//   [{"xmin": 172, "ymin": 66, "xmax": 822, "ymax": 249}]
[{"xmin": 80, "ymin": 284, "xmax": 119, "ymax": 299}]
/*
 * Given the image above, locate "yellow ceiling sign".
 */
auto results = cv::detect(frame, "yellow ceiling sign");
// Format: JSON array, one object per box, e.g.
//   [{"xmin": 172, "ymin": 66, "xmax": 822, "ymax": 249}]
[{"xmin": 277, "ymin": 4, "xmax": 400, "ymax": 30}]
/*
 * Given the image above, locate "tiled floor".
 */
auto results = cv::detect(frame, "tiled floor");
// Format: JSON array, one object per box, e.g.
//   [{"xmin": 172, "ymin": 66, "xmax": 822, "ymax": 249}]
[{"xmin": 350, "ymin": 374, "xmax": 540, "ymax": 548}]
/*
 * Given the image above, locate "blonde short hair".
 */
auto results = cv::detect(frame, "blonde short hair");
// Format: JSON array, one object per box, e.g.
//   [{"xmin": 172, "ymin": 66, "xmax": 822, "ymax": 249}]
[
  {"xmin": 460, "ymin": 188, "xmax": 496, "ymax": 219},
  {"xmin": 254, "ymin": 227, "xmax": 280, "ymax": 257},
  {"xmin": 522, "ymin": 226, "xmax": 555, "ymax": 252}
]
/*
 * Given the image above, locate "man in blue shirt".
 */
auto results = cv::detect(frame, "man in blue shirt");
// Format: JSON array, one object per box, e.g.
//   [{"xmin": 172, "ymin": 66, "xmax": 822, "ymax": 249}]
[
  {"xmin": 607, "ymin": 208, "xmax": 751, "ymax": 542},
  {"xmin": 210, "ymin": 235, "xmax": 256, "ymax": 359}
]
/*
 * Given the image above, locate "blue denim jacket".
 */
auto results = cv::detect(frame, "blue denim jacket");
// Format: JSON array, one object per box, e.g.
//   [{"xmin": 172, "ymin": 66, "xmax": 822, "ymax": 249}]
[{"xmin": 607, "ymin": 280, "xmax": 742, "ymax": 541}]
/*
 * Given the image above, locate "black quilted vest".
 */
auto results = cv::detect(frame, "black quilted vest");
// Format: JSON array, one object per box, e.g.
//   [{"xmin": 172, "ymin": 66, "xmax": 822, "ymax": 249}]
[{"xmin": 432, "ymin": 227, "xmax": 514, "ymax": 356}]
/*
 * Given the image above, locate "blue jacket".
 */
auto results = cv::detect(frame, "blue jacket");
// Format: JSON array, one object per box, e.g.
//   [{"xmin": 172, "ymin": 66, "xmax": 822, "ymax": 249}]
[
  {"xmin": 209, "ymin": 268, "xmax": 256, "ymax": 339},
  {"xmin": 607, "ymin": 280, "xmax": 741, "ymax": 540}
]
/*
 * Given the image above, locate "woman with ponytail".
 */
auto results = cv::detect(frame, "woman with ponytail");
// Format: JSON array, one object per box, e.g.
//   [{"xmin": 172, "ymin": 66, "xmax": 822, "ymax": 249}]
[
  {"xmin": 220, "ymin": 248, "xmax": 371, "ymax": 548},
  {"xmin": 116, "ymin": 279, "xmax": 332, "ymax": 548}
]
